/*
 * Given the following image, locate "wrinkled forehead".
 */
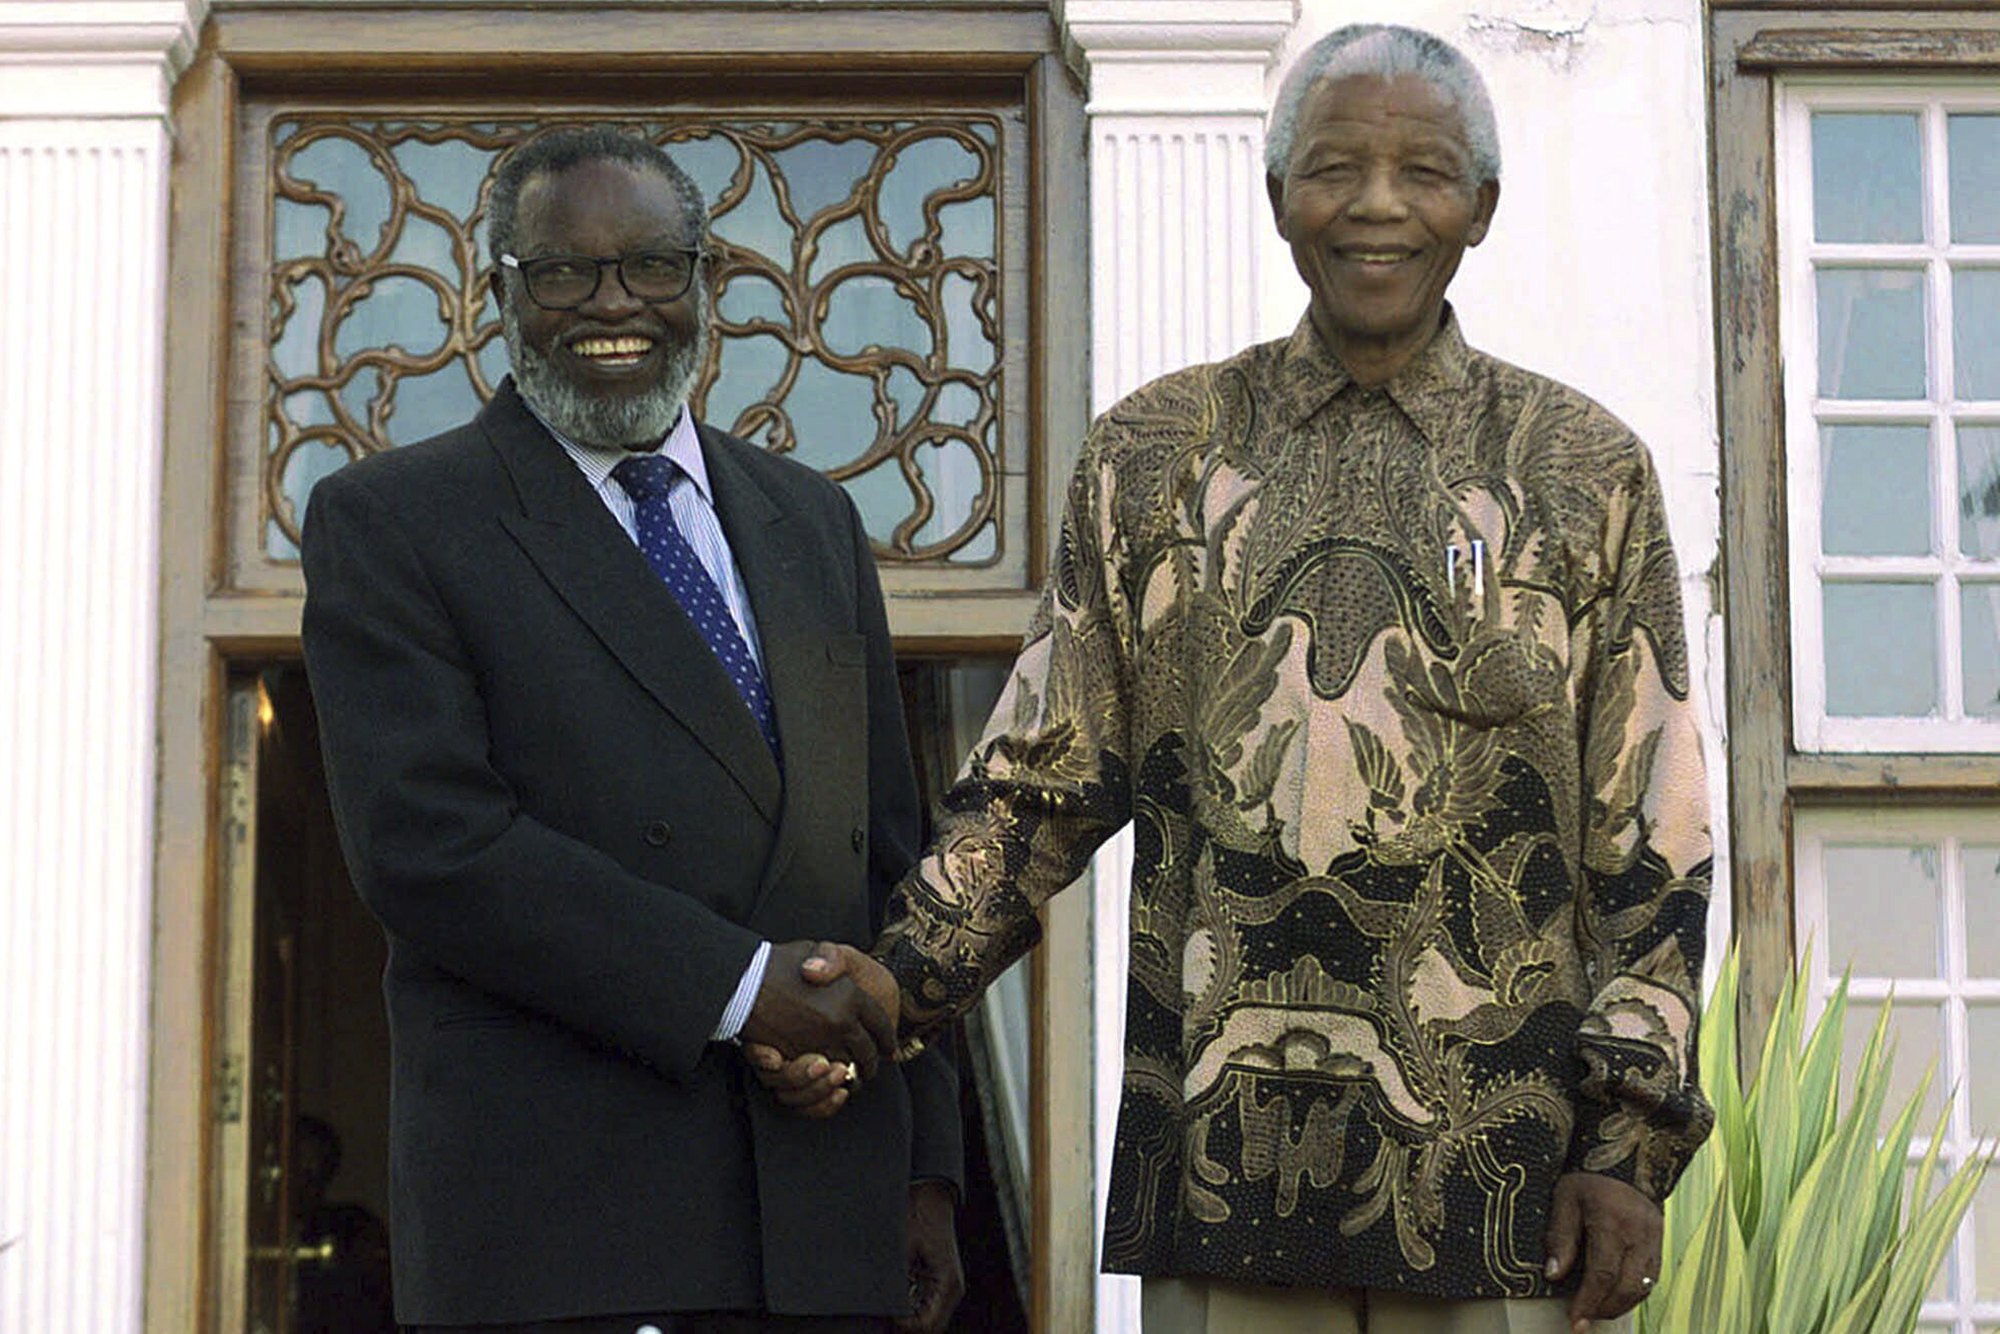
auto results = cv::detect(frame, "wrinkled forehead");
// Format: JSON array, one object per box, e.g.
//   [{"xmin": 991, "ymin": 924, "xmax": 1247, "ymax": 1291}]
[
  {"xmin": 515, "ymin": 158, "xmax": 698, "ymax": 252},
  {"xmin": 1295, "ymin": 71, "xmax": 1474, "ymax": 157}
]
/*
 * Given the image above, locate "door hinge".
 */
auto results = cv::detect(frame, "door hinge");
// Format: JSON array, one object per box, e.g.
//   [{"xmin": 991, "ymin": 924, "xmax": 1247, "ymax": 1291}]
[{"xmin": 216, "ymin": 1054, "xmax": 245, "ymax": 1123}]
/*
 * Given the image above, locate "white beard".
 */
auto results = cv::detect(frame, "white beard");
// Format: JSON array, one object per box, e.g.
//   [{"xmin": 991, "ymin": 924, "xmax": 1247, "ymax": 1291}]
[{"xmin": 502, "ymin": 289, "xmax": 708, "ymax": 449}]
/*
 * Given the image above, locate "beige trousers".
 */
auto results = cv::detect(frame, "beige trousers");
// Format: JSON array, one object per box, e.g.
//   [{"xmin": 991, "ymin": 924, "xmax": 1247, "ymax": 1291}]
[{"xmin": 1141, "ymin": 1278, "xmax": 1633, "ymax": 1334}]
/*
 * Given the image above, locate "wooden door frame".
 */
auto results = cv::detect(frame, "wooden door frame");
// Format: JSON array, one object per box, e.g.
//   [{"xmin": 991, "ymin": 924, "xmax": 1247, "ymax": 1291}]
[{"xmin": 146, "ymin": 6, "xmax": 1091, "ymax": 1332}]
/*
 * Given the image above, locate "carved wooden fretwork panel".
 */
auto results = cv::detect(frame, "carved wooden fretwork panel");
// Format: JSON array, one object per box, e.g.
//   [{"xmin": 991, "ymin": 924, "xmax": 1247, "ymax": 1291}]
[{"xmin": 264, "ymin": 115, "xmax": 1003, "ymax": 565}]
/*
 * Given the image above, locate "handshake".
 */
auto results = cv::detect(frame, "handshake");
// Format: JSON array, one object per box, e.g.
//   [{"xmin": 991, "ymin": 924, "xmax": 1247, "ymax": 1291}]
[{"xmin": 736, "ymin": 939, "xmax": 904, "ymax": 1117}]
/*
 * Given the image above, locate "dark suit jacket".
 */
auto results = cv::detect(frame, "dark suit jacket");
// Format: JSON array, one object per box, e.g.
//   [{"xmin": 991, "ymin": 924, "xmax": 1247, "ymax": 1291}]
[{"xmin": 300, "ymin": 380, "xmax": 961, "ymax": 1325}]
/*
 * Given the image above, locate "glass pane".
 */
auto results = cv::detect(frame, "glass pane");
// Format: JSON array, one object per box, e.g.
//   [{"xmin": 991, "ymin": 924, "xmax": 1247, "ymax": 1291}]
[
  {"xmin": 879, "ymin": 134, "xmax": 987, "ymax": 254},
  {"xmin": 1819, "ymin": 269, "xmax": 1928, "ymax": 400},
  {"xmin": 1950, "ymin": 114, "xmax": 2000, "ymax": 244},
  {"xmin": 1968, "ymin": 1005, "xmax": 2000, "ymax": 1137},
  {"xmin": 1954, "ymin": 269, "xmax": 2000, "ymax": 400},
  {"xmin": 284, "ymin": 131, "xmax": 395, "ymax": 257},
  {"xmin": 1965, "ymin": 584, "xmax": 2000, "ymax": 718},
  {"xmin": 1977, "ymin": 1172, "xmax": 2000, "ymax": 1303},
  {"xmin": 1814, "ymin": 112, "xmax": 1924, "ymax": 243},
  {"xmin": 1963, "ymin": 425, "xmax": 2000, "ymax": 559},
  {"xmin": 385, "ymin": 363, "xmax": 486, "ymax": 450},
  {"xmin": 1824, "ymin": 843, "xmax": 1941, "ymax": 978},
  {"xmin": 1849, "ymin": 1000, "xmax": 1945, "ymax": 1128},
  {"xmin": 1968, "ymin": 845, "xmax": 2000, "ymax": 977},
  {"xmin": 1824, "ymin": 583, "xmax": 1939, "ymax": 716},
  {"xmin": 1821, "ymin": 424, "xmax": 1933, "ymax": 555}
]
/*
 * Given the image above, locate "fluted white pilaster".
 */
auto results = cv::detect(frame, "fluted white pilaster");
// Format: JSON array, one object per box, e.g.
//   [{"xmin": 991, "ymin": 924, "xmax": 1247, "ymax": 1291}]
[
  {"xmin": 0, "ymin": 6, "xmax": 202, "ymax": 1332},
  {"xmin": 1055, "ymin": 4, "xmax": 1297, "ymax": 1329},
  {"xmin": 1091, "ymin": 118, "xmax": 1269, "ymax": 409},
  {"xmin": 1063, "ymin": 0, "xmax": 1298, "ymax": 411}
]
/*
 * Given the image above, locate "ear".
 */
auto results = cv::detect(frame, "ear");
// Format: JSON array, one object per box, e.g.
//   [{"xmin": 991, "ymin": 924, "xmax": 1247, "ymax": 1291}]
[
  {"xmin": 1464, "ymin": 178, "xmax": 1500, "ymax": 248},
  {"xmin": 1266, "ymin": 172, "xmax": 1290, "ymax": 242}
]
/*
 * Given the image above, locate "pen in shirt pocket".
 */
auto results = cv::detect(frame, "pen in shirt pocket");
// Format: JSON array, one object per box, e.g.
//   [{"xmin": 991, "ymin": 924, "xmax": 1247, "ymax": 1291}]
[{"xmin": 1445, "ymin": 537, "xmax": 1486, "ymax": 611}]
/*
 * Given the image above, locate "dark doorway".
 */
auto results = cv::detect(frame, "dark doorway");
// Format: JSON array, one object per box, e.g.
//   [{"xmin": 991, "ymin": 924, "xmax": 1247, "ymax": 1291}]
[{"xmin": 239, "ymin": 664, "xmax": 395, "ymax": 1334}]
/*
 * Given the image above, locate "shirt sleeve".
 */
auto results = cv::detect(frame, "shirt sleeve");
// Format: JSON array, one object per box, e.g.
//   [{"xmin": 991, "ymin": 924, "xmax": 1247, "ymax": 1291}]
[
  {"xmin": 710, "ymin": 940, "xmax": 773, "ymax": 1042},
  {"xmin": 875, "ymin": 433, "xmax": 1136, "ymax": 1044},
  {"xmin": 1563, "ymin": 447, "xmax": 1716, "ymax": 1202}
]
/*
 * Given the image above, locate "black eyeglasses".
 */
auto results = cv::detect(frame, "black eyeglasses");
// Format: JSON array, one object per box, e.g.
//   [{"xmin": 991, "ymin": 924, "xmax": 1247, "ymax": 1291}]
[{"xmin": 498, "ymin": 248, "xmax": 702, "ymax": 310}]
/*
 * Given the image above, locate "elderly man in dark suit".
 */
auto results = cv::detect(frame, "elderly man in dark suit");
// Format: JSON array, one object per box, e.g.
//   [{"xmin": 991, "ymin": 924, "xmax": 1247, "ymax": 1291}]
[{"xmin": 301, "ymin": 124, "xmax": 962, "ymax": 1334}]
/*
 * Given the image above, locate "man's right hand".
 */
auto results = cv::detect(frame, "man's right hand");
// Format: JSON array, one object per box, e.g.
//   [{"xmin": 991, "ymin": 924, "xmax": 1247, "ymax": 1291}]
[
  {"xmin": 744, "ymin": 943, "xmax": 902, "ymax": 1116},
  {"xmin": 803, "ymin": 941, "xmax": 902, "ymax": 1029},
  {"xmin": 737, "ymin": 940, "xmax": 896, "ymax": 1081}
]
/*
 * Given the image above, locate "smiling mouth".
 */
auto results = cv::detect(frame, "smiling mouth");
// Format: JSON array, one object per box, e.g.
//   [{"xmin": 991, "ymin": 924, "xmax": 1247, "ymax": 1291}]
[
  {"xmin": 1337, "ymin": 248, "xmax": 1419, "ymax": 268},
  {"xmin": 570, "ymin": 335, "xmax": 655, "ymax": 367}
]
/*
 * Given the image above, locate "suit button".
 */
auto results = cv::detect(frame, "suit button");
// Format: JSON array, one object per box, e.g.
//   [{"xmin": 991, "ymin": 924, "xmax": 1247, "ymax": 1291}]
[
  {"xmin": 851, "ymin": 827, "xmax": 865, "ymax": 852},
  {"xmin": 644, "ymin": 820, "xmax": 673, "ymax": 847}
]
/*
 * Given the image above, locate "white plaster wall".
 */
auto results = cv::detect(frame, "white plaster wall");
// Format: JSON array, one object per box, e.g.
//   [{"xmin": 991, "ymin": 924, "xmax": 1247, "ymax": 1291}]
[{"xmin": 1265, "ymin": 0, "xmax": 1733, "ymax": 958}]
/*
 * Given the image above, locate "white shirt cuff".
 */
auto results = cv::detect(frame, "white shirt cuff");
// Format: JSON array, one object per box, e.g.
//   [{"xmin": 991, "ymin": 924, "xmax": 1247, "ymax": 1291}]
[{"xmin": 712, "ymin": 940, "xmax": 773, "ymax": 1042}]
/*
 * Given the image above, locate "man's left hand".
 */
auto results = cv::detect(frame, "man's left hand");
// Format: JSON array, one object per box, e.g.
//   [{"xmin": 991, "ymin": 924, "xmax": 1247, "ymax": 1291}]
[
  {"xmin": 743, "ymin": 1044, "xmax": 851, "ymax": 1118},
  {"xmin": 1543, "ymin": 1172, "xmax": 1661, "ymax": 1332},
  {"xmin": 900, "ymin": 1180, "xmax": 963, "ymax": 1334}
]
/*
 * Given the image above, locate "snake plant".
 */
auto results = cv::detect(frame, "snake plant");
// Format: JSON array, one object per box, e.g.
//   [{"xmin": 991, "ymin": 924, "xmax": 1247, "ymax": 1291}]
[{"xmin": 1639, "ymin": 948, "xmax": 1990, "ymax": 1334}]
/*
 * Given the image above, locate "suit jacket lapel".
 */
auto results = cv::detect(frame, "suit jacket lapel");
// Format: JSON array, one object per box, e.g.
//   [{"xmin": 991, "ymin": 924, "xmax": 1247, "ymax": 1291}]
[
  {"xmin": 483, "ymin": 383, "xmax": 782, "ymax": 824},
  {"xmin": 699, "ymin": 423, "xmax": 823, "ymax": 912}
]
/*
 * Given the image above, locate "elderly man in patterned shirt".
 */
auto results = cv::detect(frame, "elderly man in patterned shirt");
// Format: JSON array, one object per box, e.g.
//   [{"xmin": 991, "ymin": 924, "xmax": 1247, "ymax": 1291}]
[{"xmin": 754, "ymin": 23, "xmax": 1712, "ymax": 1334}]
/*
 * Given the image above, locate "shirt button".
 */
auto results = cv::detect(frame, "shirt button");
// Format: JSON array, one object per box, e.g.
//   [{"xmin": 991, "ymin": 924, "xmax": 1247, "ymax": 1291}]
[
  {"xmin": 645, "ymin": 820, "xmax": 673, "ymax": 847},
  {"xmin": 851, "ymin": 827, "xmax": 865, "ymax": 853}
]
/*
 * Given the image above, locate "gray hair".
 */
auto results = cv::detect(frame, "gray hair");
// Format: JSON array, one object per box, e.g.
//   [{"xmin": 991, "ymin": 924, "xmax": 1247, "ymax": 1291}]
[
  {"xmin": 487, "ymin": 123, "xmax": 706, "ymax": 268},
  {"xmin": 1264, "ymin": 25, "xmax": 1501, "ymax": 186}
]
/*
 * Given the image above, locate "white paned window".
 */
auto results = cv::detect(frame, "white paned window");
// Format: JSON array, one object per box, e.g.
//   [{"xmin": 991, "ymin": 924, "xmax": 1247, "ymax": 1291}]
[
  {"xmin": 1797, "ymin": 808, "xmax": 2000, "ymax": 1334},
  {"xmin": 1779, "ymin": 82, "xmax": 2000, "ymax": 752}
]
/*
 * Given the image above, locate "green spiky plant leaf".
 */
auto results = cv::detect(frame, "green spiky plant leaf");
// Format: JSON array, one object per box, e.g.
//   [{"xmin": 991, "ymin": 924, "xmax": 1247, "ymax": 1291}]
[{"xmin": 1638, "ymin": 948, "xmax": 1990, "ymax": 1334}]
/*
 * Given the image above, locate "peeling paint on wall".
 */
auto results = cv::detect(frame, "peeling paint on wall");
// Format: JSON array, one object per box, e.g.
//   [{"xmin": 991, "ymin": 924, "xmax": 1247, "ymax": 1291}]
[{"xmin": 1465, "ymin": 0, "xmax": 1596, "ymax": 65}]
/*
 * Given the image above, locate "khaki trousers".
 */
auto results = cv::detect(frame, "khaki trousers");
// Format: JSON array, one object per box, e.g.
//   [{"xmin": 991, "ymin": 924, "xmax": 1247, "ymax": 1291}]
[{"xmin": 1141, "ymin": 1278, "xmax": 1633, "ymax": 1334}]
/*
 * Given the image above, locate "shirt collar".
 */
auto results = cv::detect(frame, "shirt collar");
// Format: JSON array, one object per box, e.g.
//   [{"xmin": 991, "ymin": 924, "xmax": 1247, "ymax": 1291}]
[
  {"xmin": 1273, "ymin": 304, "xmax": 1472, "ymax": 448},
  {"xmin": 525, "ymin": 396, "xmax": 711, "ymax": 502}
]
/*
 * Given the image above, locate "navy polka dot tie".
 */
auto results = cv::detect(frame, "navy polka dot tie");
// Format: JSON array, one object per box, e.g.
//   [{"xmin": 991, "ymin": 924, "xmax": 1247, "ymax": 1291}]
[{"xmin": 611, "ymin": 455, "xmax": 782, "ymax": 764}]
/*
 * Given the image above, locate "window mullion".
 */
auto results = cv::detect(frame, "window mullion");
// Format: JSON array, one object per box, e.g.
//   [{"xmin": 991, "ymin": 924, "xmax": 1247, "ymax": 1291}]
[
  {"xmin": 1929, "ymin": 102, "xmax": 1966, "ymax": 726},
  {"xmin": 1945, "ymin": 835, "xmax": 1973, "ymax": 1145},
  {"xmin": 1786, "ymin": 84, "xmax": 1827, "ymax": 751},
  {"xmin": 1944, "ymin": 834, "xmax": 1976, "ymax": 1329}
]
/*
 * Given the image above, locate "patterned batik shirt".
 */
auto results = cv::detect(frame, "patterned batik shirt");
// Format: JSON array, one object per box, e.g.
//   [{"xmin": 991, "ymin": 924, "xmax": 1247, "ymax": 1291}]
[{"xmin": 876, "ymin": 308, "xmax": 1715, "ymax": 1300}]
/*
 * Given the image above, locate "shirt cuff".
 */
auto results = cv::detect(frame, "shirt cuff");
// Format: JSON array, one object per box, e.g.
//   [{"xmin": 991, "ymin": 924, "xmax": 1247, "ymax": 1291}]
[{"xmin": 711, "ymin": 940, "xmax": 772, "ymax": 1042}]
